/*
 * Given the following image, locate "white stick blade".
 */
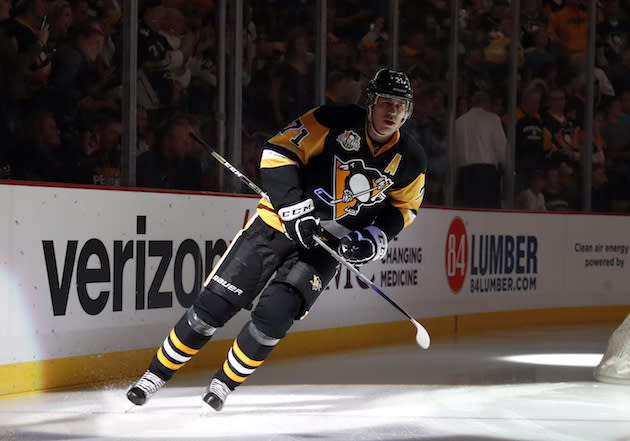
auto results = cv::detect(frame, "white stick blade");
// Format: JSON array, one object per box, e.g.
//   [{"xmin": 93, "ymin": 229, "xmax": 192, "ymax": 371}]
[{"xmin": 413, "ymin": 320, "xmax": 431, "ymax": 349}]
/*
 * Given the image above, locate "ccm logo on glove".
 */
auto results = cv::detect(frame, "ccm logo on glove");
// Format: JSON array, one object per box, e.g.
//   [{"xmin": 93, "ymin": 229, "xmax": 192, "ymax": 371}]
[
  {"xmin": 338, "ymin": 226, "xmax": 388, "ymax": 265},
  {"xmin": 278, "ymin": 199, "xmax": 321, "ymax": 248}
]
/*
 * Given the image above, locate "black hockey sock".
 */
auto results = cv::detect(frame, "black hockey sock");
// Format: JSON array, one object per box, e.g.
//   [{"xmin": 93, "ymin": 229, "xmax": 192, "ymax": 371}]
[
  {"xmin": 215, "ymin": 321, "xmax": 279, "ymax": 390},
  {"xmin": 149, "ymin": 307, "xmax": 216, "ymax": 381}
]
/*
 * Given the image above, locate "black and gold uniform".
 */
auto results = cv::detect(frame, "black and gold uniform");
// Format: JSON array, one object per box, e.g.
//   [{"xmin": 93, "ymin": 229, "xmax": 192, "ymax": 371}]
[
  {"xmin": 258, "ymin": 103, "xmax": 427, "ymax": 240},
  {"xmin": 126, "ymin": 69, "xmax": 426, "ymax": 412}
]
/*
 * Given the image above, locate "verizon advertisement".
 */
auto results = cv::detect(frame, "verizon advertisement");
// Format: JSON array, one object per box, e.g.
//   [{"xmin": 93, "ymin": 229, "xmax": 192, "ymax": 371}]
[{"xmin": 1, "ymin": 184, "xmax": 629, "ymax": 365}]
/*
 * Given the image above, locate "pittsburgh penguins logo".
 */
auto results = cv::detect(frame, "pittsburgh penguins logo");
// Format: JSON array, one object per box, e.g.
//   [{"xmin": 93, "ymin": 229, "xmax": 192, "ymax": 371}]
[{"xmin": 314, "ymin": 157, "xmax": 393, "ymax": 219}]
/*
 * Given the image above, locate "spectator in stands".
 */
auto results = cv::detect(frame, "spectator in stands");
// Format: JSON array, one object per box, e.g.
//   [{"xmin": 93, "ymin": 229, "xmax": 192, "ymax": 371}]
[
  {"xmin": 484, "ymin": 16, "xmax": 524, "ymax": 83},
  {"xmin": 136, "ymin": 104, "xmax": 154, "ymax": 157},
  {"xmin": 591, "ymin": 163, "xmax": 613, "ymax": 212},
  {"xmin": 3, "ymin": 0, "xmax": 52, "ymax": 102},
  {"xmin": 137, "ymin": 114, "xmax": 202, "ymax": 190},
  {"xmin": 403, "ymin": 85, "xmax": 448, "ymax": 204},
  {"xmin": 68, "ymin": 0, "xmax": 89, "ymax": 35},
  {"xmin": 91, "ymin": 113, "xmax": 122, "ymax": 185},
  {"xmin": 455, "ymin": 90, "xmax": 507, "ymax": 208},
  {"xmin": 459, "ymin": 45, "xmax": 494, "ymax": 95},
  {"xmin": 521, "ymin": 0, "xmax": 549, "ymax": 51},
  {"xmin": 609, "ymin": 46, "xmax": 630, "ymax": 95},
  {"xmin": 565, "ymin": 74, "xmax": 601, "ymax": 130},
  {"xmin": 325, "ymin": 70, "xmax": 357, "ymax": 104},
  {"xmin": 542, "ymin": 87, "xmax": 581, "ymax": 174},
  {"xmin": 137, "ymin": 4, "xmax": 189, "ymax": 110},
  {"xmin": 331, "ymin": 0, "xmax": 375, "ymax": 43},
  {"xmin": 596, "ymin": 0, "xmax": 630, "ymax": 71},
  {"xmin": 327, "ymin": 33, "xmax": 354, "ymax": 73},
  {"xmin": 569, "ymin": 54, "xmax": 616, "ymax": 97},
  {"xmin": 47, "ymin": 0, "xmax": 72, "ymax": 47},
  {"xmin": 47, "ymin": 23, "xmax": 107, "ymax": 135},
  {"xmin": 360, "ymin": 15, "xmax": 388, "ymax": 49},
  {"xmin": 601, "ymin": 96, "xmax": 630, "ymax": 210},
  {"xmin": 547, "ymin": 0, "xmax": 589, "ymax": 66},
  {"xmin": 269, "ymin": 27, "xmax": 314, "ymax": 129},
  {"xmin": 20, "ymin": 111, "xmax": 73, "ymax": 182},
  {"xmin": 584, "ymin": 110, "xmax": 608, "ymax": 166},
  {"xmin": 543, "ymin": 163, "xmax": 577, "ymax": 211},
  {"xmin": 508, "ymin": 86, "xmax": 544, "ymax": 192},
  {"xmin": 398, "ymin": 29, "xmax": 440, "ymax": 79},
  {"xmin": 476, "ymin": 0, "xmax": 509, "ymax": 37},
  {"xmin": 349, "ymin": 39, "xmax": 384, "ymax": 98},
  {"xmin": 523, "ymin": 29, "xmax": 557, "ymax": 80},
  {"xmin": 516, "ymin": 169, "xmax": 547, "ymax": 210}
]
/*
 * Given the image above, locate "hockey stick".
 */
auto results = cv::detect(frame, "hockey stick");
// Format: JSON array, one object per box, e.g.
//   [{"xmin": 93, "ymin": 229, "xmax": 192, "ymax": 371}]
[
  {"xmin": 188, "ymin": 132, "xmax": 431, "ymax": 349},
  {"xmin": 189, "ymin": 132, "xmax": 268, "ymax": 198},
  {"xmin": 313, "ymin": 237, "xmax": 430, "ymax": 349}
]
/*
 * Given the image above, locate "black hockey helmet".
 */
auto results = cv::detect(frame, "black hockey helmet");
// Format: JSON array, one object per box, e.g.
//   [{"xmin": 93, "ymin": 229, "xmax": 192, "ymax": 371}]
[
  {"xmin": 366, "ymin": 69, "xmax": 414, "ymax": 102},
  {"xmin": 366, "ymin": 68, "xmax": 414, "ymax": 128}
]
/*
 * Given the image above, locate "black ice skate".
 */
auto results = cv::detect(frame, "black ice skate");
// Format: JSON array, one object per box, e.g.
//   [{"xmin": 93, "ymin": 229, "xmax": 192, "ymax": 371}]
[
  {"xmin": 126, "ymin": 370, "xmax": 166, "ymax": 406},
  {"xmin": 202, "ymin": 378, "xmax": 231, "ymax": 411}
]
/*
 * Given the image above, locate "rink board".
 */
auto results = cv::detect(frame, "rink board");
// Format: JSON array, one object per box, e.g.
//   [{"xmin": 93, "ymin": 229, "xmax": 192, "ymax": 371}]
[{"xmin": 1, "ymin": 183, "xmax": 629, "ymax": 395}]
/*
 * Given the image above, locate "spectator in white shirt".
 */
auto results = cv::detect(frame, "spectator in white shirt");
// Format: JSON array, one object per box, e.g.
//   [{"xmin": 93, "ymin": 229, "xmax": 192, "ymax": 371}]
[{"xmin": 455, "ymin": 91, "xmax": 507, "ymax": 208}]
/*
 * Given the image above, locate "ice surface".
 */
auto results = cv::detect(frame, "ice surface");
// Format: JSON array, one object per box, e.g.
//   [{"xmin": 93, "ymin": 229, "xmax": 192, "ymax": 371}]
[{"xmin": 1, "ymin": 323, "xmax": 629, "ymax": 441}]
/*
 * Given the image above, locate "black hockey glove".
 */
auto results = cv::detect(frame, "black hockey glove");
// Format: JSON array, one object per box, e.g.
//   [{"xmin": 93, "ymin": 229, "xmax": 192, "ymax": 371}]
[
  {"xmin": 338, "ymin": 226, "xmax": 388, "ymax": 265},
  {"xmin": 278, "ymin": 198, "xmax": 321, "ymax": 249}
]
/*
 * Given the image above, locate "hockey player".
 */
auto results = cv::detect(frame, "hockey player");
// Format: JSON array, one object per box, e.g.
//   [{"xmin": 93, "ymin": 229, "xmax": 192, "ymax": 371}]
[{"xmin": 126, "ymin": 68, "xmax": 428, "ymax": 411}]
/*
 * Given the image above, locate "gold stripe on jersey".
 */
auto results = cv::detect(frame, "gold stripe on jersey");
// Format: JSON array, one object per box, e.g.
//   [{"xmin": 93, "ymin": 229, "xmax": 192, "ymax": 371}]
[
  {"xmin": 389, "ymin": 173, "xmax": 426, "ymax": 228},
  {"xmin": 256, "ymin": 198, "xmax": 284, "ymax": 232},
  {"xmin": 365, "ymin": 127, "xmax": 401, "ymax": 157},
  {"xmin": 169, "ymin": 329, "xmax": 199, "ymax": 356},
  {"xmin": 267, "ymin": 109, "xmax": 329, "ymax": 165},
  {"xmin": 260, "ymin": 149, "xmax": 300, "ymax": 169}
]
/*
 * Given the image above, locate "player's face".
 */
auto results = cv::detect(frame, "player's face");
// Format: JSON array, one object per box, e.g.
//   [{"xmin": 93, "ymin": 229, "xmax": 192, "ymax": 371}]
[{"xmin": 370, "ymin": 95, "xmax": 409, "ymax": 139}]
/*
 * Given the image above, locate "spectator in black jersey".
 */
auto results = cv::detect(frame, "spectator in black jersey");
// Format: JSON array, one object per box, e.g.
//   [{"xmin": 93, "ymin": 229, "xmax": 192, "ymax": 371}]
[
  {"xmin": 126, "ymin": 69, "xmax": 427, "ymax": 412},
  {"xmin": 505, "ymin": 86, "xmax": 544, "ymax": 192},
  {"xmin": 541, "ymin": 87, "xmax": 580, "ymax": 174},
  {"xmin": 137, "ymin": 4, "xmax": 189, "ymax": 110}
]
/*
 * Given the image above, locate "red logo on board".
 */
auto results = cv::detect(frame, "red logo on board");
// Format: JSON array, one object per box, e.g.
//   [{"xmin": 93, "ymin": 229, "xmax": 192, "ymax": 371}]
[{"xmin": 445, "ymin": 217, "xmax": 468, "ymax": 293}]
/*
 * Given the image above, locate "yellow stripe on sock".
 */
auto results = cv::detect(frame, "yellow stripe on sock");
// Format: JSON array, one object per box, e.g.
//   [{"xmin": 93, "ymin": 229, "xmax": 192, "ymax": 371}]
[
  {"xmin": 222, "ymin": 360, "xmax": 247, "ymax": 383},
  {"xmin": 157, "ymin": 347, "xmax": 182, "ymax": 371},
  {"xmin": 169, "ymin": 329, "xmax": 199, "ymax": 356},
  {"xmin": 232, "ymin": 341, "xmax": 264, "ymax": 367}
]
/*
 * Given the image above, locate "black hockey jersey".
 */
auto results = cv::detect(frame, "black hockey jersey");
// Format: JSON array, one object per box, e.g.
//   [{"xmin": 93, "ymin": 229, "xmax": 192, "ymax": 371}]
[{"xmin": 256, "ymin": 104, "xmax": 427, "ymax": 240}]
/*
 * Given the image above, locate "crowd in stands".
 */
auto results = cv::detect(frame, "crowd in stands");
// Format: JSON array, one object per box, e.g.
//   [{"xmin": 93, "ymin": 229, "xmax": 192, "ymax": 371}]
[{"xmin": 0, "ymin": 0, "xmax": 629, "ymax": 212}]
